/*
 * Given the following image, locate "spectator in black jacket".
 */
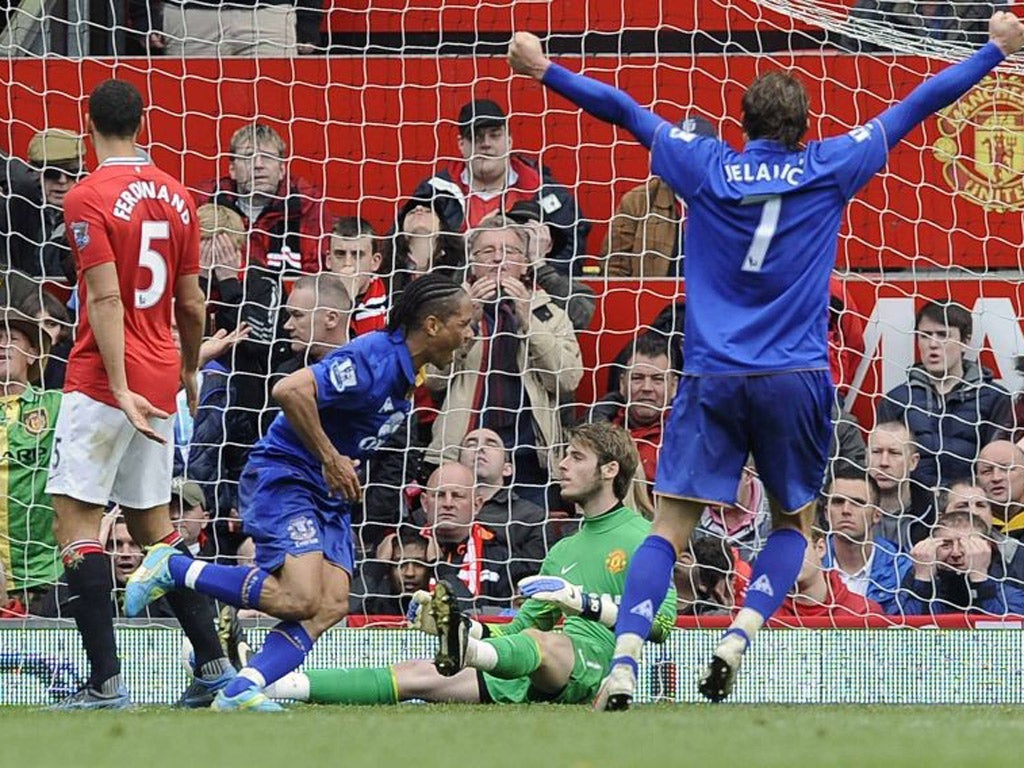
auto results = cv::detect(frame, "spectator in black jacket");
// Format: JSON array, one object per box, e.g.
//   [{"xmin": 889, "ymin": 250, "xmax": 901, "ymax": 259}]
[
  {"xmin": 420, "ymin": 462, "xmax": 516, "ymax": 611},
  {"xmin": 350, "ymin": 526, "xmax": 436, "ymax": 617},
  {"xmin": 404, "ymin": 99, "xmax": 589, "ymax": 274},
  {"xmin": 18, "ymin": 289, "xmax": 73, "ymax": 391},
  {"xmin": 382, "ymin": 192, "xmax": 467, "ymax": 299},
  {"xmin": 876, "ymin": 299, "xmax": 1013, "ymax": 496},
  {"xmin": 1, "ymin": 129, "xmax": 83, "ymax": 282},
  {"xmin": 458, "ymin": 427, "xmax": 547, "ymax": 579}
]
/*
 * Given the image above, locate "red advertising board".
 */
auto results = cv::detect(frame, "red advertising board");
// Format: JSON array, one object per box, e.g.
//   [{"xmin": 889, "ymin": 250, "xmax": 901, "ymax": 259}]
[
  {"xmin": 0, "ymin": 47, "xmax": 1017, "ymax": 269},
  {"xmin": 580, "ymin": 277, "xmax": 1024, "ymax": 428}
]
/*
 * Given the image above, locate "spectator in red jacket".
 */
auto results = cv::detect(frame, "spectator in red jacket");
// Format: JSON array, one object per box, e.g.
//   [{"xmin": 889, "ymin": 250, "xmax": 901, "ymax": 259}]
[
  {"xmin": 326, "ymin": 216, "xmax": 387, "ymax": 338},
  {"xmin": 777, "ymin": 528, "xmax": 884, "ymax": 622},
  {"xmin": 404, "ymin": 99, "xmax": 588, "ymax": 274},
  {"xmin": 588, "ymin": 331, "xmax": 678, "ymax": 485},
  {"xmin": 196, "ymin": 123, "xmax": 327, "ymax": 275}
]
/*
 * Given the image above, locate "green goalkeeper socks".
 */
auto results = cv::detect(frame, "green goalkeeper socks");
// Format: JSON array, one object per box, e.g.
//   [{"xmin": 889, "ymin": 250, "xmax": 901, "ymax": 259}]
[
  {"xmin": 306, "ymin": 667, "xmax": 399, "ymax": 705},
  {"xmin": 482, "ymin": 634, "xmax": 542, "ymax": 679}
]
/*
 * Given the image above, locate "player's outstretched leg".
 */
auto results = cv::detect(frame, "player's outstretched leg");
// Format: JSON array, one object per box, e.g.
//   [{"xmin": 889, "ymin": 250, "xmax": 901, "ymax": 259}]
[
  {"xmin": 699, "ymin": 518, "xmax": 810, "ymax": 703},
  {"xmin": 125, "ymin": 543, "xmax": 271, "ymax": 617},
  {"xmin": 125, "ymin": 522, "xmax": 236, "ymax": 708},
  {"xmin": 432, "ymin": 581, "xmax": 469, "ymax": 676},
  {"xmin": 124, "ymin": 543, "xmax": 179, "ymax": 615}
]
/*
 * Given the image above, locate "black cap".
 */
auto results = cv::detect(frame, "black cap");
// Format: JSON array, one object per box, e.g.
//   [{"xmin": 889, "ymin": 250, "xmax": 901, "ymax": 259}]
[
  {"xmin": 505, "ymin": 198, "xmax": 568, "ymax": 259},
  {"xmin": 675, "ymin": 114, "xmax": 716, "ymax": 138},
  {"xmin": 457, "ymin": 99, "xmax": 507, "ymax": 138}
]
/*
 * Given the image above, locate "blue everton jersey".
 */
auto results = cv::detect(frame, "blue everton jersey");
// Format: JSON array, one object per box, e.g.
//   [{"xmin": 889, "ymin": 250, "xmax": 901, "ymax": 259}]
[
  {"xmin": 651, "ymin": 122, "xmax": 887, "ymax": 374},
  {"xmin": 254, "ymin": 330, "xmax": 416, "ymax": 478}
]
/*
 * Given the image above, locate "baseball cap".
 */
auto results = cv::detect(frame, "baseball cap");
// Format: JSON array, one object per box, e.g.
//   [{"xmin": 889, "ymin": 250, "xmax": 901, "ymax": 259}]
[
  {"xmin": 505, "ymin": 199, "xmax": 568, "ymax": 258},
  {"xmin": 27, "ymin": 129, "xmax": 84, "ymax": 169},
  {"xmin": 675, "ymin": 115, "xmax": 716, "ymax": 138},
  {"xmin": 0, "ymin": 308, "xmax": 50, "ymax": 385},
  {"xmin": 457, "ymin": 99, "xmax": 507, "ymax": 138},
  {"xmin": 170, "ymin": 476, "xmax": 206, "ymax": 509}
]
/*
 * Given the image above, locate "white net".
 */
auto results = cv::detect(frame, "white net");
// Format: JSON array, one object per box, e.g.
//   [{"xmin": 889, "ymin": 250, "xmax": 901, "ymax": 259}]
[{"xmin": 0, "ymin": 0, "xmax": 1021, "ymax": 636}]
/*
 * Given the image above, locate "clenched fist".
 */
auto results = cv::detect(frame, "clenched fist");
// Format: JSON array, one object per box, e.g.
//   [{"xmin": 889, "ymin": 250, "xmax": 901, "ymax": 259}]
[{"xmin": 508, "ymin": 32, "xmax": 551, "ymax": 80}]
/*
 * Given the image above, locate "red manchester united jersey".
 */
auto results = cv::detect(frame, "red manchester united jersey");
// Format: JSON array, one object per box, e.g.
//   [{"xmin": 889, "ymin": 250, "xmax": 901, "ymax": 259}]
[{"xmin": 63, "ymin": 157, "xmax": 200, "ymax": 413}]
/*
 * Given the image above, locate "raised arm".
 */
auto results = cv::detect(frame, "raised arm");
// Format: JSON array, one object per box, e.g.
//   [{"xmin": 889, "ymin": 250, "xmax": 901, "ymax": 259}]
[
  {"xmin": 876, "ymin": 12, "xmax": 1023, "ymax": 149},
  {"xmin": 508, "ymin": 32, "xmax": 667, "ymax": 150}
]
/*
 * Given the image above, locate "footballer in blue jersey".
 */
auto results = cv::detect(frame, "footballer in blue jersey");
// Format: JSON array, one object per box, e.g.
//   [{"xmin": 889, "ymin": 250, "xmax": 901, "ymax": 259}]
[
  {"xmin": 126, "ymin": 275, "xmax": 475, "ymax": 711},
  {"xmin": 509, "ymin": 13, "xmax": 1024, "ymax": 710}
]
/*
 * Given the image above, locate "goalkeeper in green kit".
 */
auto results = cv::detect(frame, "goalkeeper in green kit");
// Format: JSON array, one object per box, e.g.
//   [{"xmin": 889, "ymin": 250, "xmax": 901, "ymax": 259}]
[{"xmin": 265, "ymin": 422, "xmax": 676, "ymax": 706}]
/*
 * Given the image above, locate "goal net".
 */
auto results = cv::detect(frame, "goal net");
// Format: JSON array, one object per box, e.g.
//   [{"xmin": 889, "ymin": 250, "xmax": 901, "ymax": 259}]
[{"xmin": 0, "ymin": 0, "xmax": 1023, "ymax": 703}]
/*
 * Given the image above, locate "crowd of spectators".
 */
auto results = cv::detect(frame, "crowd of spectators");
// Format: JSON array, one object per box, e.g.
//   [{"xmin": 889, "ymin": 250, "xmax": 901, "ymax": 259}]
[{"xmin": 1, "ymin": 96, "xmax": 1023, "ymax": 629}]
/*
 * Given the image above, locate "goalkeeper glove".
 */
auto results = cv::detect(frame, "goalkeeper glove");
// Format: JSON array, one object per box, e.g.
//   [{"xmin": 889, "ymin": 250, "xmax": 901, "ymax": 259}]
[
  {"xmin": 517, "ymin": 575, "xmax": 619, "ymax": 629},
  {"xmin": 406, "ymin": 590, "xmax": 487, "ymax": 639}
]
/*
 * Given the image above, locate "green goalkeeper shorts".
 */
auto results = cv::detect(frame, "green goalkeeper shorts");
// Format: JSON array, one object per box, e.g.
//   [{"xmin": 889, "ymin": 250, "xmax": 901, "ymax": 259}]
[{"xmin": 479, "ymin": 635, "xmax": 608, "ymax": 705}]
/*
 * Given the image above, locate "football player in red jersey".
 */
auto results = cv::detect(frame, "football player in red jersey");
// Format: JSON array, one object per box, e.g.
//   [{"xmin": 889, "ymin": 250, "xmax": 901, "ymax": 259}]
[{"xmin": 46, "ymin": 79, "xmax": 234, "ymax": 708}]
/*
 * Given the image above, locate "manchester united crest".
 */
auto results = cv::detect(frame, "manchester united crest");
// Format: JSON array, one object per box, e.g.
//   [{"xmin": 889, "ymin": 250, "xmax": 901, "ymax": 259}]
[
  {"xmin": 605, "ymin": 548, "xmax": 628, "ymax": 575},
  {"xmin": 933, "ymin": 74, "xmax": 1024, "ymax": 211},
  {"xmin": 22, "ymin": 408, "xmax": 48, "ymax": 436}
]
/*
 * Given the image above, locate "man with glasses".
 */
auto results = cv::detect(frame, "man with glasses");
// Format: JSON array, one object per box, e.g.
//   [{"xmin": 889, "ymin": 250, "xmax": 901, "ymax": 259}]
[
  {"xmin": 1, "ymin": 128, "xmax": 84, "ymax": 283},
  {"xmin": 426, "ymin": 219, "xmax": 582, "ymax": 510},
  {"xmin": 191, "ymin": 124, "xmax": 330, "ymax": 541}
]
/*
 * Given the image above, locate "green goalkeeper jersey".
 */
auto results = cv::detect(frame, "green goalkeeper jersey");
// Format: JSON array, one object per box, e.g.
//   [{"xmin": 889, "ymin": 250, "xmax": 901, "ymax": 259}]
[
  {"xmin": 492, "ymin": 504, "xmax": 676, "ymax": 653},
  {"xmin": 0, "ymin": 386, "xmax": 62, "ymax": 591}
]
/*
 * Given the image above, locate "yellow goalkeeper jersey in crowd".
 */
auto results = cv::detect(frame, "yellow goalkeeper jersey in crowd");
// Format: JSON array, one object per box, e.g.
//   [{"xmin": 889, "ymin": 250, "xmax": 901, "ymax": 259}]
[{"xmin": 0, "ymin": 386, "xmax": 62, "ymax": 591}]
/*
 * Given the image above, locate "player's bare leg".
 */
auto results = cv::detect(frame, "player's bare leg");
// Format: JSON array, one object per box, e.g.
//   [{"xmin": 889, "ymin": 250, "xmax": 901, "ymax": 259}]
[
  {"xmin": 216, "ymin": 556, "xmax": 349, "ymax": 711},
  {"xmin": 594, "ymin": 495, "xmax": 703, "ymax": 711},
  {"xmin": 394, "ymin": 663, "xmax": 483, "ymax": 702},
  {"xmin": 699, "ymin": 499, "xmax": 814, "ymax": 703}
]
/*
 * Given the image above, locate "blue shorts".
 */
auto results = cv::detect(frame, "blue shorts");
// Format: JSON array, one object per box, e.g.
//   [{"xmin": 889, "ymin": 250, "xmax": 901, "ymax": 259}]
[
  {"xmin": 238, "ymin": 453, "xmax": 355, "ymax": 574},
  {"xmin": 654, "ymin": 370, "xmax": 833, "ymax": 511}
]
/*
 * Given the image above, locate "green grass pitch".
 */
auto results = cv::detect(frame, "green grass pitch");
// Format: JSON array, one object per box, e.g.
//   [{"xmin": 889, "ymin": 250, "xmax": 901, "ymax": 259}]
[{"xmin": 2, "ymin": 705, "xmax": 1022, "ymax": 767}]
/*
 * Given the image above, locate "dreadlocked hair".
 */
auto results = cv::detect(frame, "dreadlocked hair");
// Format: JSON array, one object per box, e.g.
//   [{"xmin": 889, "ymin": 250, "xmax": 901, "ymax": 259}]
[{"xmin": 386, "ymin": 274, "xmax": 466, "ymax": 334}]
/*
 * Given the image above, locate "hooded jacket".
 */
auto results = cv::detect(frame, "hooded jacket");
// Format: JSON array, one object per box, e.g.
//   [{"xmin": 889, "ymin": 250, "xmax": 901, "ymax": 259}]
[{"xmin": 876, "ymin": 360, "xmax": 1013, "ymax": 490}]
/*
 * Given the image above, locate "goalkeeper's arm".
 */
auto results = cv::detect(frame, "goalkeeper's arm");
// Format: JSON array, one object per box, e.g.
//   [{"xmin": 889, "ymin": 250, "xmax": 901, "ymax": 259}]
[
  {"xmin": 518, "ymin": 575, "xmax": 678, "ymax": 643},
  {"xmin": 517, "ymin": 576, "xmax": 619, "ymax": 629}
]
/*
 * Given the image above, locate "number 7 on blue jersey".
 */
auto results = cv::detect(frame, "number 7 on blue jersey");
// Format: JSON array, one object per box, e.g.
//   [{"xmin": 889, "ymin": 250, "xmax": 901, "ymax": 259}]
[{"xmin": 741, "ymin": 195, "xmax": 781, "ymax": 273}]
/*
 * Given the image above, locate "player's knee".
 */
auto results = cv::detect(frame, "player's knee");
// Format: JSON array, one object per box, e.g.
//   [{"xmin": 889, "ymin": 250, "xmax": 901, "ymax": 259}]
[
  {"xmin": 278, "ymin": 591, "xmax": 321, "ymax": 621},
  {"xmin": 313, "ymin": 592, "xmax": 349, "ymax": 629},
  {"xmin": 522, "ymin": 628, "xmax": 551, "ymax": 655}
]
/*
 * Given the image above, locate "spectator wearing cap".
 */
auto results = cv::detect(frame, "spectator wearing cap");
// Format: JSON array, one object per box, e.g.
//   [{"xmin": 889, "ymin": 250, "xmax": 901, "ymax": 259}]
[
  {"xmin": 403, "ymin": 98, "xmax": 589, "ymax": 274},
  {"xmin": 603, "ymin": 114, "xmax": 716, "ymax": 277},
  {"xmin": 169, "ymin": 476, "xmax": 210, "ymax": 555},
  {"xmin": 501, "ymin": 202, "xmax": 595, "ymax": 330},
  {"xmin": 0, "ymin": 128, "xmax": 84, "ymax": 283},
  {"xmin": 0, "ymin": 309, "xmax": 62, "ymax": 615}
]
